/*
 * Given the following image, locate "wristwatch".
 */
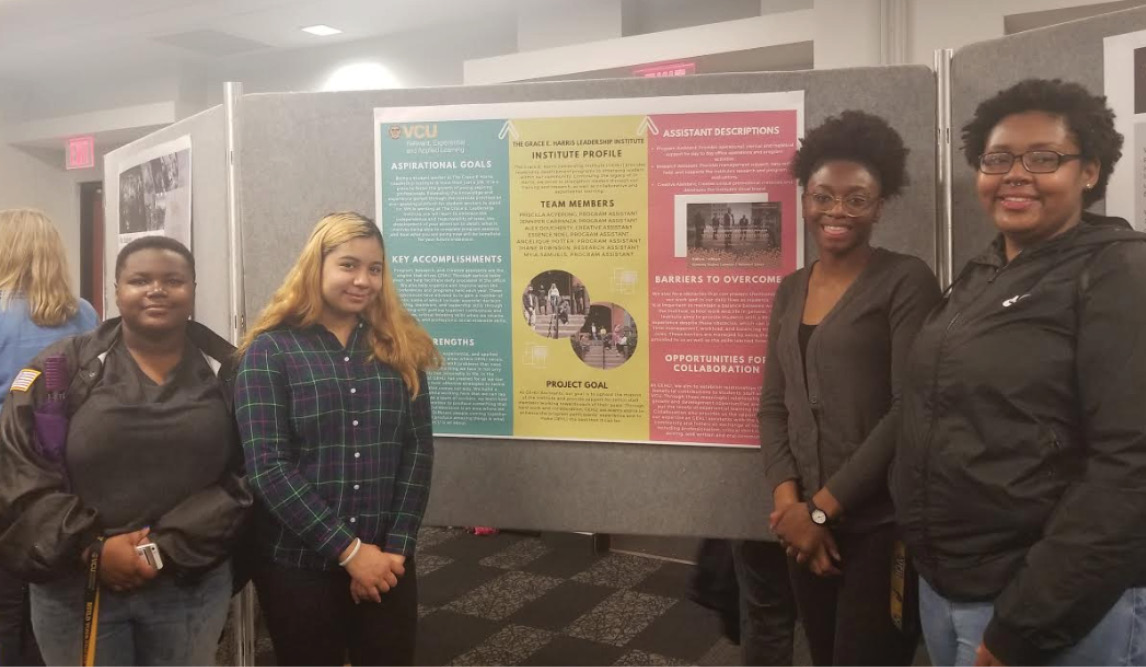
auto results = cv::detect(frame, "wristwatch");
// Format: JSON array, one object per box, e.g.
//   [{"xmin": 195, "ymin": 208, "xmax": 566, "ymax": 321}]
[{"xmin": 807, "ymin": 499, "xmax": 831, "ymax": 526}]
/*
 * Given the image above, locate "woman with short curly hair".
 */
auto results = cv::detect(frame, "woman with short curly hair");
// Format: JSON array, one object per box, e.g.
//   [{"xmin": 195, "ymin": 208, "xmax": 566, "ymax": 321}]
[
  {"xmin": 744, "ymin": 110, "xmax": 940, "ymax": 665},
  {"xmin": 892, "ymin": 79, "xmax": 1146, "ymax": 665}
]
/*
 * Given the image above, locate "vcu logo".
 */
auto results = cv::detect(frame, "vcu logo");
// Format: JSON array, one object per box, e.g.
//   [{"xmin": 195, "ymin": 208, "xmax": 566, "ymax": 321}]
[{"xmin": 389, "ymin": 124, "xmax": 438, "ymax": 139}]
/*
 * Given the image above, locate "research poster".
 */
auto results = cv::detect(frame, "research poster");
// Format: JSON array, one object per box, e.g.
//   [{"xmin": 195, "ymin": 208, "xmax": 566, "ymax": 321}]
[
  {"xmin": 1105, "ymin": 30, "xmax": 1146, "ymax": 230},
  {"xmin": 375, "ymin": 92, "xmax": 804, "ymax": 446},
  {"xmin": 116, "ymin": 135, "xmax": 193, "ymax": 249}
]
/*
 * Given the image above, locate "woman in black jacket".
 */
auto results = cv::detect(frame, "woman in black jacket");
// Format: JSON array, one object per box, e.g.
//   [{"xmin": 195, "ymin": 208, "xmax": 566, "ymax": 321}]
[
  {"xmin": 892, "ymin": 79, "xmax": 1146, "ymax": 666},
  {"xmin": 751, "ymin": 111, "xmax": 940, "ymax": 665},
  {"xmin": 0, "ymin": 236, "xmax": 251, "ymax": 665}
]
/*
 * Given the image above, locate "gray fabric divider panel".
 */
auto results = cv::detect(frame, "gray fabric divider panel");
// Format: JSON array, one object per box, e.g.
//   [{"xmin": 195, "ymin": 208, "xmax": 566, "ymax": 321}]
[
  {"xmin": 102, "ymin": 105, "xmax": 231, "ymax": 337},
  {"xmin": 238, "ymin": 66, "xmax": 936, "ymax": 538},
  {"xmin": 950, "ymin": 5, "xmax": 1146, "ymax": 273}
]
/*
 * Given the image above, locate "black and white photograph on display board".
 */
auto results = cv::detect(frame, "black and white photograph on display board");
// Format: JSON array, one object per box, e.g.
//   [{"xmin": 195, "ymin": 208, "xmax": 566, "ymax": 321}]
[{"xmin": 117, "ymin": 135, "xmax": 193, "ymax": 248}]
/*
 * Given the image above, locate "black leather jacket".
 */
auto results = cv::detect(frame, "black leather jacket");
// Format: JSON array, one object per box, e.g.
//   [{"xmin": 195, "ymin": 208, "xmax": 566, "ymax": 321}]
[{"xmin": 0, "ymin": 318, "xmax": 252, "ymax": 583}]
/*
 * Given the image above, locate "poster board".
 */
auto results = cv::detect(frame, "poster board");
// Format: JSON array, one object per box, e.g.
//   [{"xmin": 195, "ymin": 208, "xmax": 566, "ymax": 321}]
[
  {"xmin": 1104, "ymin": 28, "xmax": 1146, "ymax": 230},
  {"xmin": 103, "ymin": 107, "xmax": 231, "ymax": 337},
  {"xmin": 239, "ymin": 66, "xmax": 936, "ymax": 537},
  {"xmin": 374, "ymin": 92, "xmax": 805, "ymax": 447}
]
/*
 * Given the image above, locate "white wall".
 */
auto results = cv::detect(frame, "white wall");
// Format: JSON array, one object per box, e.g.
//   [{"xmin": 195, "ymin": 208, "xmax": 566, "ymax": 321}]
[
  {"xmin": 520, "ymin": 0, "xmax": 621, "ymax": 51},
  {"xmin": 203, "ymin": 15, "xmax": 518, "ymax": 99},
  {"xmin": 0, "ymin": 140, "xmax": 91, "ymax": 292},
  {"xmin": 909, "ymin": 0, "xmax": 1138, "ymax": 64},
  {"xmin": 813, "ymin": 0, "xmax": 883, "ymax": 68}
]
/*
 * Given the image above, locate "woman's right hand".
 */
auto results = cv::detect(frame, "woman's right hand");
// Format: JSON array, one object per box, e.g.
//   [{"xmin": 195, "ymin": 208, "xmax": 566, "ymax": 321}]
[
  {"xmin": 98, "ymin": 528, "xmax": 159, "ymax": 591},
  {"xmin": 343, "ymin": 542, "xmax": 404, "ymax": 603}
]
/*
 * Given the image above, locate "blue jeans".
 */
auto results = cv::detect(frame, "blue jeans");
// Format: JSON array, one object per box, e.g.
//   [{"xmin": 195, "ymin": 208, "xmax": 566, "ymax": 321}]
[
  {"xmin": 30, "ymin": 562, "xmax": 231, "ymax": 666},
  {"xmin": 918, "ymin": 576, "xmax": 1146, "ymax": 666}
]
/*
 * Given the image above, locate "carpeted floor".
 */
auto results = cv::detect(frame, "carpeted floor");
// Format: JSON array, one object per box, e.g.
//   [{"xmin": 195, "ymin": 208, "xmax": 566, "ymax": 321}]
[{"xmin": 239, "ymin": 527, "xmax": 766, "ymax": 666}]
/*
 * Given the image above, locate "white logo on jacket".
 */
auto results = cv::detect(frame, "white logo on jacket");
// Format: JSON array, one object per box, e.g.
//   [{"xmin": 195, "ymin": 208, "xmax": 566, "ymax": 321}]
[{"xmin": 1002, "ymin": 293, "xmax": 1030, "ymax": 308}]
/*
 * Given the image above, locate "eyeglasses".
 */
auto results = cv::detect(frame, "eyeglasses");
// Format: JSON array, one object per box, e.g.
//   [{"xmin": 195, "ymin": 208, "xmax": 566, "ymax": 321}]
[
  {"xmin": 978, "ymin": 151, "xmax": 1083, "ymax": 175},
  {"xmin": 803, "ymin": 192, "xmax": 878, "ymax": 217}
]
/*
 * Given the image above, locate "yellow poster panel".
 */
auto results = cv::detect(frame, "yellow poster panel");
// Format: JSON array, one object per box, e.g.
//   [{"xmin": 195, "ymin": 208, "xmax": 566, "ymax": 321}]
[{"xmin": 509, "ymin": 115, "xmax": 650, "ymax": 441}]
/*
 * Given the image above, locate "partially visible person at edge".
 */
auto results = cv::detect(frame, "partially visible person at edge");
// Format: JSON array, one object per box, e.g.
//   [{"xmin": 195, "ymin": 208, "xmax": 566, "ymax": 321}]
[
  {"xmin": 754, "ymin": 110, "xmax": 940, "ymax": 665},
  {"xmin": 891, "ymin": 78, "xmax": 1146, "ymax": 666},
  {"xmin": 0, "ymin": 208, "xmax": 99, "ymax": 666},
  {"xmin": 234, "ymin": 212, "xmax": 440, "ymax": 666},
  {"xmin": 0, "ymin": 236, "xmax": 252, "ymax": 665}
]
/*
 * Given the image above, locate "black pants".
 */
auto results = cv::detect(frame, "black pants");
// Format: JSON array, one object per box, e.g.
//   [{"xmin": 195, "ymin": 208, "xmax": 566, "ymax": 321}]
[
  {"xmin": 787, "ymin": 524, "xmax": 918, "ymax": 666},
  {"xmin": 731, "ymin": 540, "xmax": 797, "ymax": 666},
  {"xmin": 253, "ymin": 559, "xmax": 418, "ymax": 666},
  {"xmin": 0, "ymin": 567, "xmax": 42, "ymax": 666}
]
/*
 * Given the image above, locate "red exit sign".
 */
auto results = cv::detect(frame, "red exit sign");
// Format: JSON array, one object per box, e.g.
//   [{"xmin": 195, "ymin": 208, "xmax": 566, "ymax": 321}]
[
  {"xmin": 66, "ymin": 135, "xmax": 95, "ymax": 170},
  {"xmin": 632, "ymin": 61, "xmax": 696, "ymax": 78}
]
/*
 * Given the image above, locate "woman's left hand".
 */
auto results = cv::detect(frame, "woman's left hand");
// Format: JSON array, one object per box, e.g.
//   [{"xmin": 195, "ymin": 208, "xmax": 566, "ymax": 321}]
[{"xmin": 974, "ymin": 643, "xmax": 1005, "ymax": 666}]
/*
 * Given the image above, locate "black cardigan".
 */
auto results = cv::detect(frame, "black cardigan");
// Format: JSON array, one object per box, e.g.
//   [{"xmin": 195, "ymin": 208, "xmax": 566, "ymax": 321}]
[{"xmin": 758, "ymin": 247, "xmax": 940, "ymax": 530}]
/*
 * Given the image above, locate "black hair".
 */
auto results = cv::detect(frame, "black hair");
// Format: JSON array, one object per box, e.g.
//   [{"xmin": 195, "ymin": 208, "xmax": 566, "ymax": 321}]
[
  {"xmin": 789, "ymin": 110, "xmax": 909, "ymax": 198},
  {"xmin": 115, "ymin": 235, "xmax": 196, "ymax": 281},
  {"xmin": 961, "ymin": 78, "xmax": 1123, "ymax": 207}
]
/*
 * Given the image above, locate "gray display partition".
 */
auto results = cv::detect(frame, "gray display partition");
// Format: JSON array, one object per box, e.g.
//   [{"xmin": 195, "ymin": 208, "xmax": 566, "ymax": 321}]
[
  {"xmin": 103, "ymin": 105, "xmax": 233, "ymax": 335},
  {"xmin": 238, "ymin": 66, "xmax": 936, "ymax": 539},
  {"xmin": 950, "ymin": 5, "xmax": 1146, "ymax": 272}
]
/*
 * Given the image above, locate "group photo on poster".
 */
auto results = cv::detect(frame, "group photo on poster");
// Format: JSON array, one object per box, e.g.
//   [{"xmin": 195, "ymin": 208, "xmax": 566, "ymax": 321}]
[
  {"xmin": 375, "ymin": 92, "xmax": 804, "ymax": 446},
  {"xmin": 117, "ymin": 135, "xmax": 193, "ymax": 248}
]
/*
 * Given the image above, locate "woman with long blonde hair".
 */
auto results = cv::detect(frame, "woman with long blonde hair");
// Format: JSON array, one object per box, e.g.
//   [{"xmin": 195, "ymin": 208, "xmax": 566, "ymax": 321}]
[
  {"xmin": 0, "ymin": 209, "xmax": 98, "ymax": 666},
  {"xmin": 235, "ymin": 211, "xmax": 440, "ymax": 666}
]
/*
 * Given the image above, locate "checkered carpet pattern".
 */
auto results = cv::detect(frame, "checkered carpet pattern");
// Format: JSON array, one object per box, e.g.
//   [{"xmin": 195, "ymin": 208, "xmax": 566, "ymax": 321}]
[
  {"xmin": 412, "ymin": 528, "xmax": 728, "ymax": 666},
  {"xmin": 240, "ymin": 527, "xmax": 737, "ymax": 665}
]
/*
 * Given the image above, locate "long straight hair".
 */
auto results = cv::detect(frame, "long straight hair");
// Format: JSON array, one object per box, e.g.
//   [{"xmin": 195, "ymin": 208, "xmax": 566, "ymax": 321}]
[
  {"xmin": 238, "ymin": 212, "xmax": 441, "ymax": 395},
  {"xmin": 0, "ymin": 208, "xmax": 79, "ymax": 326}
]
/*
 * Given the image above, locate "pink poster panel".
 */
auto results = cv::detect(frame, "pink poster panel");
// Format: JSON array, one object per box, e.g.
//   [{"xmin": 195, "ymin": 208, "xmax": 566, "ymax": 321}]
[{"xmin": 647, "ymin": 110, "xmax": 800, "ymax": 446}]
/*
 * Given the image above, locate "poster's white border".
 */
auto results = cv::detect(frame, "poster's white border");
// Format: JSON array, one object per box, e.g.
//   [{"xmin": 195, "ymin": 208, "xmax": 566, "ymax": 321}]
[
  {"xmin": 1104, "ymin": 31, "xmax": 1146, "ymax": 229},
  {"xmin": 373, "ymin": 91, "xmax": 805, "ymax": 448}
]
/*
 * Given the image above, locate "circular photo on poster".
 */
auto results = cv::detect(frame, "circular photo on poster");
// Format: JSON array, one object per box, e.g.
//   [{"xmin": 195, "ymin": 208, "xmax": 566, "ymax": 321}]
[
  {"xmin": 522, "ymin": 270, "xmax": 590, "ymax": 339},
  {"xmin": 570, "ymin": 302, "xmax": 638, "ymax": 370}
]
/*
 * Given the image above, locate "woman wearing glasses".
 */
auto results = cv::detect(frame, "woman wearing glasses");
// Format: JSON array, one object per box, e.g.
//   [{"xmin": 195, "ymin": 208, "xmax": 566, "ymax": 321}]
[
  {"xmin": 748, "ymin": 110, "xmax": 940, "ymax": 665},
  {"xmin": 892, "ymin": 79, "xmax": 1146, "ymax": 666}
]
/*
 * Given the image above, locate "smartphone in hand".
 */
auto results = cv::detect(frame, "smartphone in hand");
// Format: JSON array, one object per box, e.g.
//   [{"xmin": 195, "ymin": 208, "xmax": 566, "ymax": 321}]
[{"xmin": 135, "ymin": 542, "xmax": 164, "ymax": 570}]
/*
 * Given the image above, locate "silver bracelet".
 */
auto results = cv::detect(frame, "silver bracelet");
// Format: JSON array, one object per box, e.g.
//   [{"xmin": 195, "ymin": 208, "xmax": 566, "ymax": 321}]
[{"xmin": 338, "ymin": 538, "xmax": 362, "ymax": 567}]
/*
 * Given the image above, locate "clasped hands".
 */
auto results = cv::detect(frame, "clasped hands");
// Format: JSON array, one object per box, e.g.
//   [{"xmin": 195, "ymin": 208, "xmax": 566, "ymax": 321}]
[
  {"xmin": 770, "ymin": 487, "xmax": 843, "ymax": 577},
  {"xmin": 342, "ymin": 541, "xmax": 407, "ymax": 604}
]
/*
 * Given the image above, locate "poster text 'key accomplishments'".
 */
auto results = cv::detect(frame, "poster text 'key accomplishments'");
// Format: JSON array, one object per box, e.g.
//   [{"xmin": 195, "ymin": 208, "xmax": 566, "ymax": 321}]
[{"xmin": 375, "ymin": 92, "xmax": 804, "ymax": 447}]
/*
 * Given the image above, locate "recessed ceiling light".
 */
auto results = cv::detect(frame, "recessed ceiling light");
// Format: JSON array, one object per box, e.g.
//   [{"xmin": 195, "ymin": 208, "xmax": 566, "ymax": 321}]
[{"xmin": 302, "ymin": 24, "xmax": 342, "ymax": 36}]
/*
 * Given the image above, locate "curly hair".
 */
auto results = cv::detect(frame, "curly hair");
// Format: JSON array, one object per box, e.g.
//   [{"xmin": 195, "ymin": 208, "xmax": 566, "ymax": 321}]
[
  {"xmin": 961, "ymin": 79, "xmax": 1122, "ymax": 207},
  {"xmin": 789, "ymin": 110, "xmax": 909, "ymax": 198}
]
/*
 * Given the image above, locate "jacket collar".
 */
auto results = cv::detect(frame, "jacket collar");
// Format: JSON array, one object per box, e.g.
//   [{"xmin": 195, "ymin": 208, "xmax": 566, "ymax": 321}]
[
  {"xmin": 969, "ymin": 211, "xmax": 1138, "ymax": 269},
  {"xmin": 77, "ymin": 318, "xmax": 237, "ymax": 379}
]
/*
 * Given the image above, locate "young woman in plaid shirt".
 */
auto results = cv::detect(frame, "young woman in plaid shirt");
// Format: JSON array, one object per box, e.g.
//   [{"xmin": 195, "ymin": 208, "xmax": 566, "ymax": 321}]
[{"xmin": 235, "ymin": 212, "xmax": 441, "ymax": 665}]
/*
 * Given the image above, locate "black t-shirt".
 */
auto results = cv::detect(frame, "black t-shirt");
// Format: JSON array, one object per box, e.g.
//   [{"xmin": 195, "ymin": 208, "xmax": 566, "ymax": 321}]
[{"xmin": 67, "ymin": 340, "xmax": 236, "ymax": 532}]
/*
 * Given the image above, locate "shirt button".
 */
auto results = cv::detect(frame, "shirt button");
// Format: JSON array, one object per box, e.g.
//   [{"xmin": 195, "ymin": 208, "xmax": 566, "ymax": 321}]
[
  {"xmin": 810, "ymin": 395, "xmax": 819, "ymax": 404},
  {"xmin": 352, "ymin": 420, "xmax": 359, "ymax": 426},
  {"xmin": 354, "ymin": 452, "xmax": 361, "ymax": 458},
  {"xmin": 349, "ymin": 517, "xmax": 357, "ymax": 523},
  {"xmin": 353, "ymin": 484, "xmax": 360, "ymax": 490},
  {"xmin": 350, "ymin": 387, "xmax": 357, "ymax": 394},
  {"xmin": 344, "ymin": 356, "xmax": 350, "ymax": 362}
]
